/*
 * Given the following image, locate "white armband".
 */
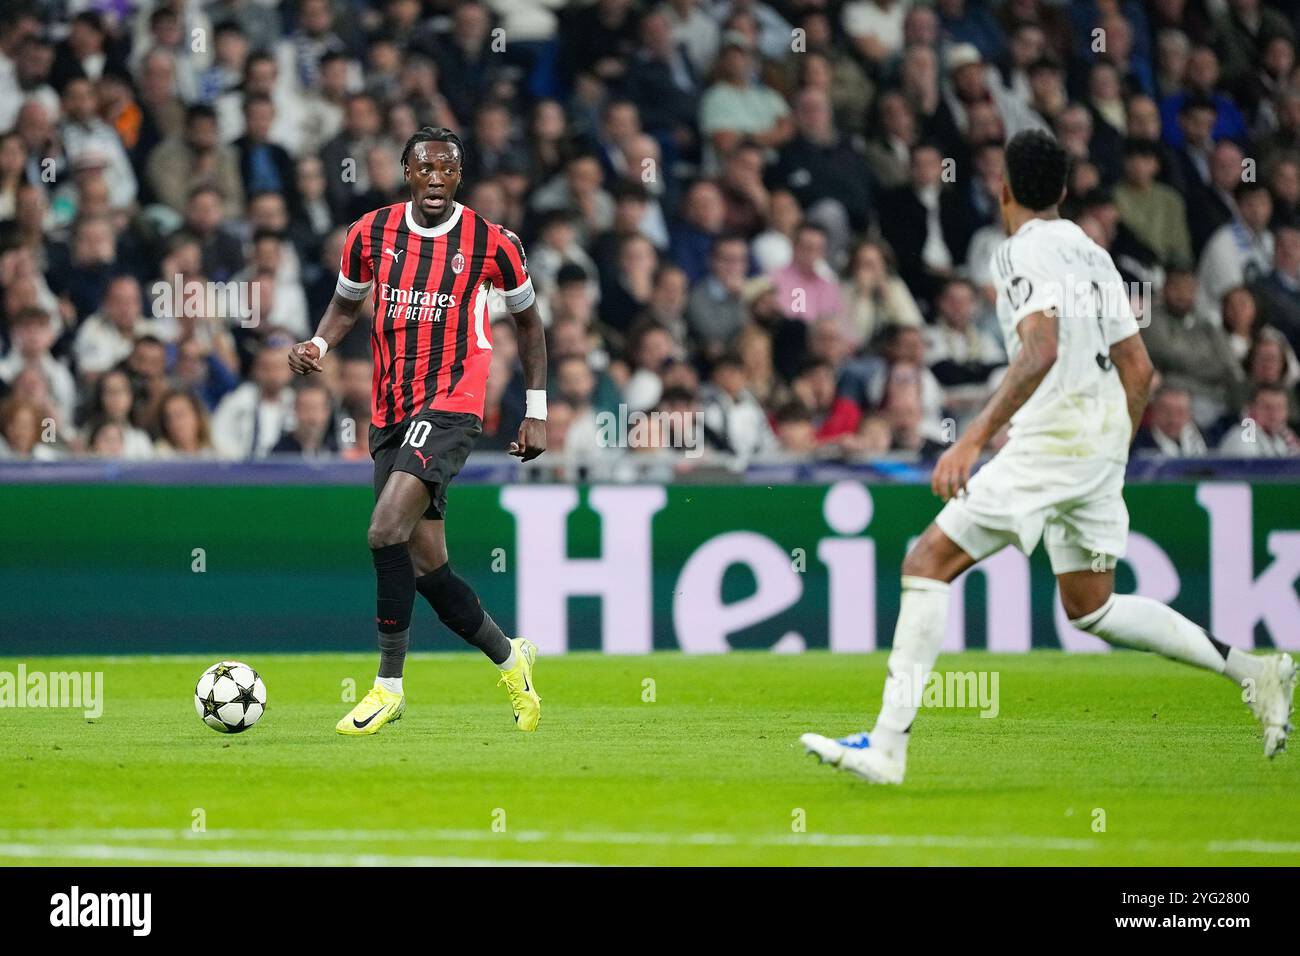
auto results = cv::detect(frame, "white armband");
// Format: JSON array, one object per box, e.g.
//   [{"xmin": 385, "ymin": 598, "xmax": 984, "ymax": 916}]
[
  {"xmin": 502, "ymin": 277, "xmax": 536, "ymax": 314},
  {"xmin": 335, "ymin": 273, "xmax": 372, "ymax": 300},
  {"xmin": 310, "ymin": 336, "xmax": 329, "ymax": 358},
  {"xmin": 525, "ymin": 389, "xmax": 547, "ymax": 421}
]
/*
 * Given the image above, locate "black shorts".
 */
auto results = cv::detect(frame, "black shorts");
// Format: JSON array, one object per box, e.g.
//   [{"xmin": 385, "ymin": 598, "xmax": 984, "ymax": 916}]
[{"xmin": 369, "ymin": 410, "xmax": 482, "ymax": 520}]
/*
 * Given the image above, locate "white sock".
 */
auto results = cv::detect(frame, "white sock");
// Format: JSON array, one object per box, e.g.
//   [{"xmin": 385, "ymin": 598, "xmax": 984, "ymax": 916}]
[
  {"xmin": 375, "ymin": 675, "xmax": 403, "ymax": 695},
  {"xmin": 872, "ymin": 576, "xmax": 951, "ymax": 762},
  {"xmin": 1071, "ymin": 595, "xmax": 1266, "ymax": 685},
  {"xmin": 498, "ymin": 645, "xmax": 518, "ymax": 672}
]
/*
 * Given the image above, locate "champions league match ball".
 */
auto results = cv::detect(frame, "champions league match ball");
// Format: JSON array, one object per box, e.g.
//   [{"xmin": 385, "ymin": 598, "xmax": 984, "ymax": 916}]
[{"xmin": 194, "ymin": 661, "xmax": 267, "ymax": 733}]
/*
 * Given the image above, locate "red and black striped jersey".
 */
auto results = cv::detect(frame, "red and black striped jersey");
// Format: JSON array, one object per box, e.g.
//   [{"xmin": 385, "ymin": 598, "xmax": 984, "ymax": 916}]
[{"xmin": 336, "ymin": 200, "xmax": 534, "ymax": 428}]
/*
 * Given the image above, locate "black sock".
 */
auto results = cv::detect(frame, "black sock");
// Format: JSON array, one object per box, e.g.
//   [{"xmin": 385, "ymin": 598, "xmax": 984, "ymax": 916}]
[
  {"xmin": 377, "ymin": 630, "xmax": 408, "ymax": 679},
  {"xmin": 372, "ymin": 543, "xmax": 415, "ymax": 677},
  {"xmin": 415, "ymin": 564, "xmax": 513, "ymax": 665}
]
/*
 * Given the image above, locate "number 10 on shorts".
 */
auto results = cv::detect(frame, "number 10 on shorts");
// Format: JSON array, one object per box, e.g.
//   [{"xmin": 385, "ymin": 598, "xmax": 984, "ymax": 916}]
[{"xmin": 401, "ymin": 419, "xmax": 432, "ymax": 449}]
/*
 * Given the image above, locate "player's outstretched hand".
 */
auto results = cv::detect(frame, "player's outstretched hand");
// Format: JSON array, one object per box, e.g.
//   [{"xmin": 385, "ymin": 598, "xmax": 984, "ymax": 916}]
[
  {"xmin": 288, "ymin": 340, "xmax": 323, "ymax": 375},
  {"xmin": 931, "ymin": 439, "xmax": 978, "ymax": 501},
  {"xmin": 510, "ymin": 418, "xmax": 547, "ymax": 461}
]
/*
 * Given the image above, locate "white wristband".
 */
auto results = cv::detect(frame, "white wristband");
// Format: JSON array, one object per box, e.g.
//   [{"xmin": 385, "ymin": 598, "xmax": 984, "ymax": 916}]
[
  {"xmin": 525, "ymin": 389, "xmax": 547, "ymax": 421},
  {"xmin": 310, "ymin": 336, "xmax": 329, "ymax": 358}
]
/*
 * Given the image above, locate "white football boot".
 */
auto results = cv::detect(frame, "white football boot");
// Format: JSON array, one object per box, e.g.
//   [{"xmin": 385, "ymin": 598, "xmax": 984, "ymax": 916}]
[
  {"xmin": 1246, "ymin": 653, "xmax": 1297, "ymax": 758},
  {"xmin": 800, "ymin": 731, "xmax": 906, "ymax": 785}
]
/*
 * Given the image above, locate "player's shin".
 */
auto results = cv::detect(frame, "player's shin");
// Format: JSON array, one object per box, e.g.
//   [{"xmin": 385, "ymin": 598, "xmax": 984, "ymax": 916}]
[
  {"xmin": 415, "ymin": 563, "xmax": 513, "ymax": 666},
  {"xmin": 373, "ymin": 543, "xmax": 416, "ymax": 694},
  {"xmin": 1069, "ymin": 595, "xmax": 1266, "ymax": 683},
  {"xmin": 873, "ymin": 576, "xmax": 952, "ymax": 762}
]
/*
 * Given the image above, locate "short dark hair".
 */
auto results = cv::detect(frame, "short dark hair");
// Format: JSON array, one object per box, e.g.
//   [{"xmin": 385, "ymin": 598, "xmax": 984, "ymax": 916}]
[
  {"xmin": 1178, "ymin": 92, "xmax": 1217, "ymax": 116},
  {"xmin": 1122, "ymin": 136, "xmax": 1160, "ymax": 159},
  {"xmin": 1235, "ymin": 179, "xmax": 1270, "ymax": 201},
  {"xmin": 1250, "ymin": 382, "xmax": 1287, "ymax": 403},
  {"xmin": 401, "ymin": 126, "xmax": 465, "ymax": 167},
  {"xmin": 774, "ymin": 401, "xmax": 813, "ymax": 426},
  {"xmin": 184, "ymin": 103, "xmax": 218, "ymax": 126},
  {"xmin": 1004, "ymin": 129, "xmax": 1068, "ymax": 212}
]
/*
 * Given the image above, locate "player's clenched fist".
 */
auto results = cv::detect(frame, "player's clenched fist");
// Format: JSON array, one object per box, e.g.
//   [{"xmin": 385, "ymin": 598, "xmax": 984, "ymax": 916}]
[
  {"xmin": 510, "ymin": 418, "xmax": 547, "ymax": 461},
  {"xmin": 288, "ymin": 340, "xmax": 324, "ymax": 375}
]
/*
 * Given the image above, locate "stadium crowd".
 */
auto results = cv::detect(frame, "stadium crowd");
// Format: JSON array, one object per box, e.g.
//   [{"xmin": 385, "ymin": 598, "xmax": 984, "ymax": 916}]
[{"xmin": 1, "ymin": 0, "xmax": 1299, "ymax": 469}]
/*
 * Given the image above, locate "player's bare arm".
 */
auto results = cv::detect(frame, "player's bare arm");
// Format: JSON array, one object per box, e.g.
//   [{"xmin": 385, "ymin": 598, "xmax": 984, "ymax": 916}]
[
  {"xmin": 287, "ymin": 291, "xmax": 365, "ymax": 375},
  {"xmin": 510, "ymin": 299, "xmax": 548, "ymax": 461},
  {"xmin": 1109, "ymin": 331, "xmax": 1155, "ymax": 443},
  {"xmin": 930, "ymin": 309, "xmax": 1059, "ymax": 501}
]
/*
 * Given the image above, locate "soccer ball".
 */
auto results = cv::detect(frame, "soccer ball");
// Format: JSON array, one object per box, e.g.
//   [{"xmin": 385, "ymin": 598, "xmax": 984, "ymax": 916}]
[{"xmin": 194, "ymin": 661, "xmax": 266, "ymax": 733}]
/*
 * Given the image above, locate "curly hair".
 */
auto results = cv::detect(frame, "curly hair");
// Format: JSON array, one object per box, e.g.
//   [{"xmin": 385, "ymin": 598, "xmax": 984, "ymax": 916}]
[{"xmin": 1004, "ymin": 129, "xmax": 1069, "ymax": 212}]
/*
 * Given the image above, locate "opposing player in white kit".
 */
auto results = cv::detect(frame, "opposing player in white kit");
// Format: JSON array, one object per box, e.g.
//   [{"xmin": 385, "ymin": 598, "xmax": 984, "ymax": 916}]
[{"xmin": 802, "ymin": 130, "xmax": 1296, "ymax": 784}]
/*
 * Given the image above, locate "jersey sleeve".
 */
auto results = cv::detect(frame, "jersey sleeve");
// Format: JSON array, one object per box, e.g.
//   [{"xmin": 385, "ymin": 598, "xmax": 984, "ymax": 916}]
[
  {"xmin": 992, "ymin": 237, "xmax": 1061, "ymax": 327},
  {"xmin": 335, "ymin": 217, "xmax": 373, "ymax": 300},
  {"xmin": 488, "ymin": 225, "xmax": 536, "ymax": 314}
]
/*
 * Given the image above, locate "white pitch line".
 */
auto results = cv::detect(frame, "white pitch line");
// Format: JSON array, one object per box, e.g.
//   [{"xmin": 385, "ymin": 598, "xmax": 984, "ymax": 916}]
[
  {"xmin": 0, "ymin": 843, "xmax": 589, "ymax": 867},
  {"xmin": 2, "ymin": 828, "xmax": 1297, "ymax": 857},
  {"xmin": 1207, "ymin": 840, "xmax": 1300, "ymax": 855},
  {"xmin": 0, "ymin": 826, "xmax": 1096, "ymax": 851}
]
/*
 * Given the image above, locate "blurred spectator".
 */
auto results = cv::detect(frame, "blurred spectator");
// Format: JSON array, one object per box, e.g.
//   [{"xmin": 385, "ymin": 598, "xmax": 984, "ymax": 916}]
[
  {"xmin": 878, "ymin": 143, "xmax": 973, "ymax": 312},
  {"xmin": 1114, "ymin": 137, "xmax": 1192, "ymax": 267},
  {"xmin": 668, "ymin": 178, "xmax": 726, "ymax": 283},
  {"xmin": 1222, "ymin": 285, "xmax": 1263, "ymax": 364},
  {"xmin": 1141, "ymin": 267, "xmax": 1242, "ymax": 429},
  {"xmin": 788, "ymin": 357, "xmax": 861, "ymax": 445},
  {"xmin": 154, "ymin": 388, "xmax": 216, "ymax": 459},
  {"xmin": 772, "ymin": 400, "xmax": 817, "ymax": 456},
  {"xmin": 0, "ymin": 395, "xmax": 59, "ymax": 460},
  {"xmin": 272, "ymin": 381, "xmax": 339, "ymax": 457},
  {"xmin": 210, "ymin": 344, "xmax": 296, "ymax": 459},
  {"xmin": 60, "ymin": 76, "xmax": 137, "ymax": 211},
  {"xmin": 84, "ymin": 369, "xmax": 154, "ymax": 459},
  {"xmin": 1219, "ymin": 384, "xmax": 1300, "ymax": 456},
  {"xmin": 697, "ymin": 30, "xmax": 793, "ymax": 175},
  {"xmin": 685, "ymin": 234, "xmax": 749, "ymax": 359},
  {"xmin": 73, "ymin": 275, "xmax": 156, "ymax": 384},
  {"xmin": 1134, "ymin": 385, "xmax": 1209, "ymax": 457},
  {"xmin": 769, "ymin": 87, "xmax": 872, "ymax": 232},
  {"xmin": 1198, "ymin": 181, "xmax": 1275, "ymax": 312},
  {"xmin": 864, "ymin": 91, "xmax": 919, "ymax": 191},
  {"xmin": 700, "ymin": 351, "xmax": 776, "ymax": 462},
  {"xmin": 147, "ymin": 104, "xmax": 244, "ymax": 218},
  {"xmin": 769, "ymin": 221, "xmax": 843, "ymax": 324},
  {"xmin": 839, "ymin": 239, "xmax": 923, "ymax": 351},
  {"xmin": 1243, "ymin": 328, "xmax": 1300, "ymax": 420},
  {"xmin": 1251, "ymin": 224, "xmax": 1300, "ymax": 354},
  {"xmin": 924, "ymin": 277, "xmax": 1006, "ymax": 429},
  {"xmin": 1, "ymin": 306, "xmax": 76, "ymax": 425}
]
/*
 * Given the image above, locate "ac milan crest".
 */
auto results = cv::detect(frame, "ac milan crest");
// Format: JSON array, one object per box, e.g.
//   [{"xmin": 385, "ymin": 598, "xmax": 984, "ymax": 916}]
[{"xmin": 452, "ymin": 252, "xmax": 465, "ymax": 274}]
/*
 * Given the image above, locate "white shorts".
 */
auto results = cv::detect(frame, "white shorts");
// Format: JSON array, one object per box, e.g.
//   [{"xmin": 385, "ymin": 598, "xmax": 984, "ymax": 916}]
[{"xmin": 935, "ymin": 446, "xmax": 1129, "ymax": 575}]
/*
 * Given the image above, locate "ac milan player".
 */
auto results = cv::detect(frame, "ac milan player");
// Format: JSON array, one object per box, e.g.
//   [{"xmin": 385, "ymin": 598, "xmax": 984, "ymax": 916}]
[{"xmin": 288, "ymin": 127, "xmax": 547, "ymax": 736}]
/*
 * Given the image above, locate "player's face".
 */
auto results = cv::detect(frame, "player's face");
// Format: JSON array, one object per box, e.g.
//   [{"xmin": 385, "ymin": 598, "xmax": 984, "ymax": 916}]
[{"xmin": 404, "ymin": 141, "xmax": 461, "ymax": 222}]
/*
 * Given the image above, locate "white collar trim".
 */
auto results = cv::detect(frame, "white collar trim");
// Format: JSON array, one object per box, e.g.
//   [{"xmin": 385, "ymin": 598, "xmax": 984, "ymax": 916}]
[{"xmin": 405, "ymin": 200, "xmax": 462, "ymax": 237}]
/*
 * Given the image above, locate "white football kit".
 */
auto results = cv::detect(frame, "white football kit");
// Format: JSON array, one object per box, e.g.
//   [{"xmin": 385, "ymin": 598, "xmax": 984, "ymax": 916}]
[{"xmin": 936, "ymin": 217, "xmax": 1141, "ymax": 574}]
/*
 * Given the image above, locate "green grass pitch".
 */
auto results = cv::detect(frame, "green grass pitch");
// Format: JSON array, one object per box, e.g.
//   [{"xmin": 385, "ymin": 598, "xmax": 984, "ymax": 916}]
[{"xmin": 2, "ymin": 651, "xmax": 1298, "ymax": 866}]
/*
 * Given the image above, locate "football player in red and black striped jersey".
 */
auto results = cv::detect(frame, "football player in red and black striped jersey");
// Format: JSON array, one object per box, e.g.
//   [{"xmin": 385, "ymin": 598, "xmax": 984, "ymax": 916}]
[{"xmin": 289, "ymin": 127, "xmax": 545, "ymax": 735}]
